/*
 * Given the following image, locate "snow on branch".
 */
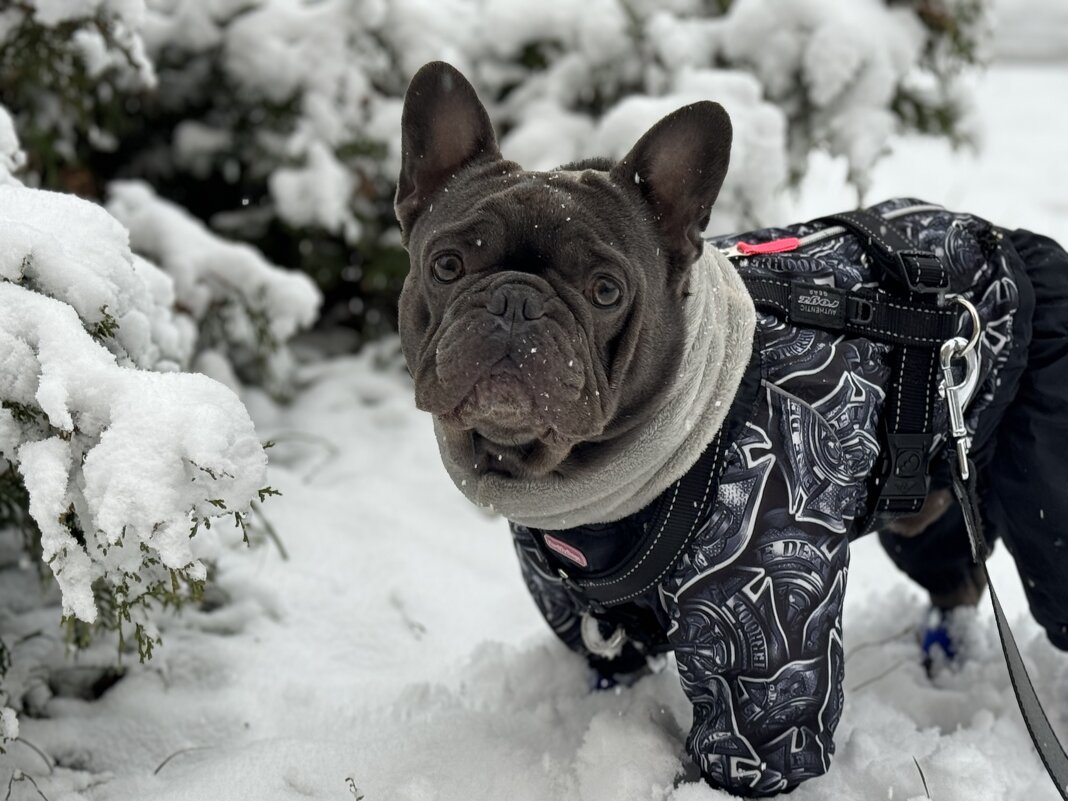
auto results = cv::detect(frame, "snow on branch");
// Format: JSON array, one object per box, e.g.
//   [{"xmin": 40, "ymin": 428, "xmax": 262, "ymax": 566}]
[
  {"xmin": 0, "ymin": 187, "xmax": 269, "ymax": 629},
  {"xmin": 0, "ymin": 185, "xmax": 195, "ymax": 372},
  {"xmin": 107, "ymin": 180, "xmax": 322, "ymax": 395}
]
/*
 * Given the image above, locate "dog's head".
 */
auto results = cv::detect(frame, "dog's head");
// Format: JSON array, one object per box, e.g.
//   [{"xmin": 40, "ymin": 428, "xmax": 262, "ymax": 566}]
[{"xmin": 395, "ymin": 61, "xmax": 732, "ymax": 480}]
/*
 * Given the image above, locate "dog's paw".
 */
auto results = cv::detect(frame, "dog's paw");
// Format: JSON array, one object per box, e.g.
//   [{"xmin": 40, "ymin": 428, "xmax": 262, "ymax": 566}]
[{"xmin": 921, "ymin": 607, "xmax": 958, "ymax": 676}]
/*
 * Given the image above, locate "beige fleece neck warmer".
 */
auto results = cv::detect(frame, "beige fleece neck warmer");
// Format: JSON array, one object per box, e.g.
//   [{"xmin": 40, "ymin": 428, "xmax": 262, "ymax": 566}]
[{"xmin": 435, "ymin": 247, "xmax": 757, "ymax": 531}]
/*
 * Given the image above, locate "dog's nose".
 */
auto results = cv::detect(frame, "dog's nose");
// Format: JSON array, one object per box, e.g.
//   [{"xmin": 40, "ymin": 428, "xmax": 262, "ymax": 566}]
[{"xmin": 486, "ymin": 284, "xmax": 545, "ymax": 323}]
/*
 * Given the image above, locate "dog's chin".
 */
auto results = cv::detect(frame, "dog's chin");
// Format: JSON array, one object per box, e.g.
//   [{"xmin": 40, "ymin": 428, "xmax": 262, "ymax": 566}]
[
  {"xmin": 444, "ymin": 372, "xmax": 546, "ymax": 444},
  {"xmin": 433, "ymin": 372, "xmax": 577, "ymax": 478}
]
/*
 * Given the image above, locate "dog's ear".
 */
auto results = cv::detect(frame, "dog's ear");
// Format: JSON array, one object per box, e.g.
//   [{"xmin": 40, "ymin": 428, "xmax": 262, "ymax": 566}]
[
  {"xmin": 396, "ymin": 62, "xmax": 500, "ymax": 237},
  {"xmin": 610, "ymin": 102, "xmax": 732, "ymax": 271}
]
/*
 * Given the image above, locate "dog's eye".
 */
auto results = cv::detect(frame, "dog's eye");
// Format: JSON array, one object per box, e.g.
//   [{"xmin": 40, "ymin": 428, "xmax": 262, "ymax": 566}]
[
  {"xmin": 589, "ymin": 275, "xmax": 623, "ymax": 308},
  {"xmin": 431, "ymin": 254, "xmax": 464, "ymax": 284}
]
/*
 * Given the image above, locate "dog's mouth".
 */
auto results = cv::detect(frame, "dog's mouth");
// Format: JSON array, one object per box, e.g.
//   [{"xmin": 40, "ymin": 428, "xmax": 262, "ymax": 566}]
[
  {"xmin": 431, "ymin": 353, "xmax": 602, "ymax": 479},
  {"xmin": 420, "ymin": 305, "xmax": 605, "ymax": 477},
  {"xmin": 442, "ymin": 362, "xmax": 548, "ymax": 443}
]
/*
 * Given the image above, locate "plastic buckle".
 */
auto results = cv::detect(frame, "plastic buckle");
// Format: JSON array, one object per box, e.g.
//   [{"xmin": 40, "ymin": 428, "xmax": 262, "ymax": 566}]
[
  {"xmin": 875, "ymin": 431, "xmax": 934, "ymax": 513},
  {"xmin": 896, "ymin": 251, "xmax": 949, "ymax": 294},
  {"xmin": 847, "ymin": 295, "xmax": 874, "ymax": 325}
]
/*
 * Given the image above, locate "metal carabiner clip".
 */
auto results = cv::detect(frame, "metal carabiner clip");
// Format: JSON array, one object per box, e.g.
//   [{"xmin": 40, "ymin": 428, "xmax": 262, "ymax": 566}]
[{"xmin": 939, "ymin": 296, "xmax": 983, "ymax": 479}]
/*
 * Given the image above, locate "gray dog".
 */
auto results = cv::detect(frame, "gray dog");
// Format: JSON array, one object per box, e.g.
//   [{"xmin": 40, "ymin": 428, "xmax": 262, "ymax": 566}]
[{"xmin": 395, "ymin": 61, "xmax": 1068, "ymax": 795}]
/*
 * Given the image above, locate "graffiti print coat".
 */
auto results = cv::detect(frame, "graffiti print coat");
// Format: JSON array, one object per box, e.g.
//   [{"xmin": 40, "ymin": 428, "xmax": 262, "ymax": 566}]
[{"xmin": 509, "ymin": 198, "xmax": 1026, "ymax": 796}]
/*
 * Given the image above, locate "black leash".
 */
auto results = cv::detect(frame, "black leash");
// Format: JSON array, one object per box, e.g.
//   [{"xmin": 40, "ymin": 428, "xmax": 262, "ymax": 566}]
[{"xmin": 950, "ymin": 451, "xmax": 1068, "ymax": 798}]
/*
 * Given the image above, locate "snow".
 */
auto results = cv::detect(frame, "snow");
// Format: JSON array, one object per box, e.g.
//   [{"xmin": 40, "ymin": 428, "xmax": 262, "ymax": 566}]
[
  {"xmin": 269, "ymin": 141, "xmax": 361, "ymax": 241},
  {"xmin": 992, "ymin": 0, "xmax": 1068, "ymax": 62},
  {"xmin": 2, "ymin": 278, "xmax": 268, "ymax": 624},
  {"xmin": 787, "ymin": 65, "xmax": 1068, "ymax": 247},
  {"xmin": 125, "ymin": 0, "xmax": 986, "ymax": 244},
  {"xmin": 2, "ymin": 58, "xmax": 1068, "ymax": 801},
  {"xmin": 0, "ymin": 171, "xmax": 270, "ymax": 643},
  {"xmin": 30, "ymin": 0, "xmax": 139, "ymax": 27},
  {"xmin": 107, "ymin": 180, "xmax": 322, "ymax": 390},
  {"xmin": 0, "ymin": 706, "xmax": 16, "ymax": 745},
  {"xmin": 27, "ymin": 0, "xmax": 155, "ymax": 88},
  {"xmin": 0, "ymin": 107, "xmax": 24, "ymax": 187},
  {"xmin": 172, "ymin": 122, "xmax": 234, "ymax": 179},
  {"xmin": 0, "ymin": 185, "xmax": 194, "ymax": 372},
  {"xmin": 722, "ymin": 0, "xmax": 930, "ymax": 190},
  {"xmin": 590, "ymin": 69, "xmax": 788, "ymax": 231}
]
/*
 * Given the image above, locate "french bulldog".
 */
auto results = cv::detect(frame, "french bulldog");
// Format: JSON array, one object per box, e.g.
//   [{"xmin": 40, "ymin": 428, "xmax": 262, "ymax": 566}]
[{"xmin": 392, "ymin": 60, "xmax": 1068, "ymax": 796}]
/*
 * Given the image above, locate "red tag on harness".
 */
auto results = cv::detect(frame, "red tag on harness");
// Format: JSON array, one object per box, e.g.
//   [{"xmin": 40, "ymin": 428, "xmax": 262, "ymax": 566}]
[{"xmin": 736, "ymin": 237, "xmax": 801, "ymax": 255}]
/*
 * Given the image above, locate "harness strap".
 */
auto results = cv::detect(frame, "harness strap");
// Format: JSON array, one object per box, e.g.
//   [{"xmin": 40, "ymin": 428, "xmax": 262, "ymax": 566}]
[
  {"xmin": 529, "ymin": 351, "xmax": 764, "ymax": 612},
  {"xmin": 816, "ymin": 210, "xmax": 953, "ymax": 518},
  {"xmin": 819, "ymin": 210, "xmax": 950, "ymax": 294},
  {"xmin": 740, "ymin": 276, "xmax": 956, "ymax": 345},
  {"xmin": 555, "ymin": 428, "xmax": 729, "ymax": 609}
]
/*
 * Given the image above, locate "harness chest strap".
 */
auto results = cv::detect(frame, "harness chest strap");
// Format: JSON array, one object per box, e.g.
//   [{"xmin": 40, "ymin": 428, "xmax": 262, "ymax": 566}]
[
  {"xmin": 552, "ymin": 427, "xmax": 731, "ymax": 612},
  {"xmin": 821, "ymin": 211, "xmax": 953, "ymax": 520}
]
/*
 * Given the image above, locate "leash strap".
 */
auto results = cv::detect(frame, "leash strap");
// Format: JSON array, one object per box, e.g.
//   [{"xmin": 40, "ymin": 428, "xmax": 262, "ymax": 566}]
[{"xmin": 950, "ymin": 453, "xmax": 1068, "ymax": 799}]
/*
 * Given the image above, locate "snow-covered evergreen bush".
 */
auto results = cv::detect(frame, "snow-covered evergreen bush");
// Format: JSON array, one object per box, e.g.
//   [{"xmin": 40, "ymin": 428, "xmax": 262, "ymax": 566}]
[
  {"xmin": 0, "ymin": 176, "xmax": 271, "ymax": 638},
  {"xmin": 0, "ymin": 114, "xmax": 295, "ymax": 742},
  {"xmin": 0, "ymin": 0, "xmax": 155, "ymax": 190},
  {"xmin": 0, "ymin": 0, "xmax": 990, "ymax": 335},
  {"xmin": 0, "ymin": 2, "xmax": 322, "ymax": 385}
]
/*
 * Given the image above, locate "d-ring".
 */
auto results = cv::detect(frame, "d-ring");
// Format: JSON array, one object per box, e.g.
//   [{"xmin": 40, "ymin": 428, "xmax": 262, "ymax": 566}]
[{"xmin": 949, "ymin": 295, "xmax": 981, "ymax": 356}]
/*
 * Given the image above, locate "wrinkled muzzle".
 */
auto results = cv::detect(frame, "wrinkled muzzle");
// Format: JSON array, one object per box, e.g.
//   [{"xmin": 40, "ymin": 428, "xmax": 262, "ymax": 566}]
[{"xmin": 412, "ymin": 274, "xmax": 602, "ymax": 444}]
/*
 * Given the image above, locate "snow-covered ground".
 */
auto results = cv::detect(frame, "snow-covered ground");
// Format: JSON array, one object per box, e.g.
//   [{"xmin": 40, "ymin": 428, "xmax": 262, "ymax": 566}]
[{"xmin": 4, "ymin": 63, "xmax": 1068, "ymax": 801}]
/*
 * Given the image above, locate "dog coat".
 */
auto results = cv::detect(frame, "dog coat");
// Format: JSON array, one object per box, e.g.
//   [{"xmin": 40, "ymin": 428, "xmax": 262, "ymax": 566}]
[{"xmin": 509, "ymin": 197, "xmax": 1032, "ymax": 795}]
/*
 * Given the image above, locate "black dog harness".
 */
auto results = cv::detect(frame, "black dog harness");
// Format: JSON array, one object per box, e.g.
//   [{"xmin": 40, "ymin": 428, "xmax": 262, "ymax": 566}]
[
  {"xmin": 743, "ymin": 209, "xmax": 959, "ymax": 526},
  {"xmin": 551, "ymin": 206, "xmax": 963, "ymax": 612}
]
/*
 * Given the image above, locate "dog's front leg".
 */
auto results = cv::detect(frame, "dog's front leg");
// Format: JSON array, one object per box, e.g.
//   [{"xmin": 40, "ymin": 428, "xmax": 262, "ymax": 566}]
[
  {"xmin": 664, "ymin": 517, "xmax": 849, "ymax": 797},
  {"xmin": 659, "ymin": 387, "xmax": 852, "ymax": 796}
]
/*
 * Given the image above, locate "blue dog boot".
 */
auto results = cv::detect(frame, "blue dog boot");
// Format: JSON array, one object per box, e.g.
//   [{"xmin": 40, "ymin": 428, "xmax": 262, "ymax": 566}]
[
  {"xmin": 920, "ymin": 606, "xmax": 959, "ymax": 676},
  {"xmin": 590, "ymin": 668, "xmax": 622, "ymax": 692}
]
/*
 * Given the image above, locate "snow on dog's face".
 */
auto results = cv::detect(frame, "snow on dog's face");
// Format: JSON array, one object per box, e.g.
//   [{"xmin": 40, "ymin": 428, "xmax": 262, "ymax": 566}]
[{"xmin": 395, "ymin": 61, "xmax": 732, "ymax": 479}]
